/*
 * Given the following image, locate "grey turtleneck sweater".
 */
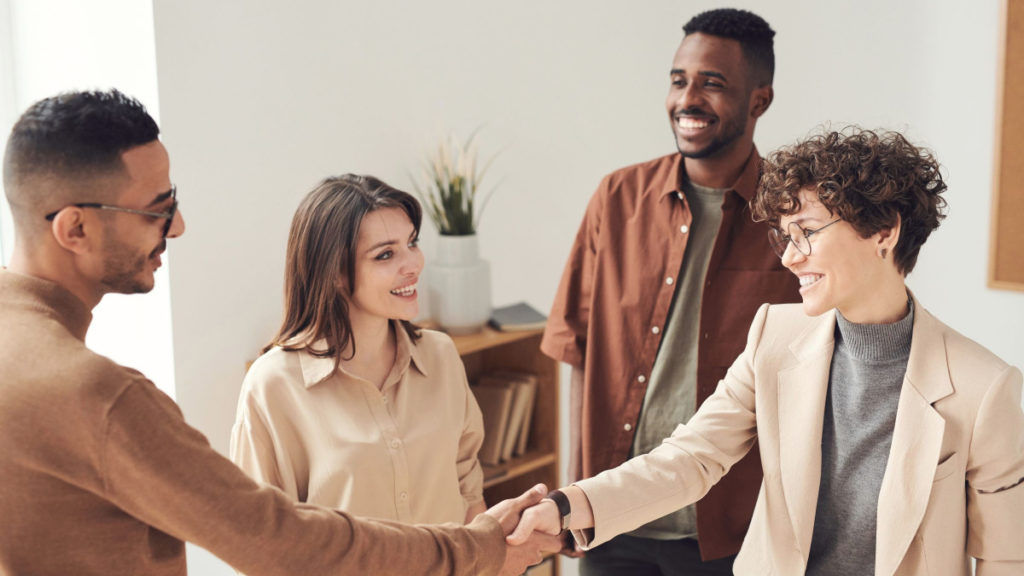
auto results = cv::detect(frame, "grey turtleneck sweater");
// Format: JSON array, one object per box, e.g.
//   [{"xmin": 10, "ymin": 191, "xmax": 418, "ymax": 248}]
[{"xmin": 806, "ymin": 301, "xmax": 915, "ymax": 575}]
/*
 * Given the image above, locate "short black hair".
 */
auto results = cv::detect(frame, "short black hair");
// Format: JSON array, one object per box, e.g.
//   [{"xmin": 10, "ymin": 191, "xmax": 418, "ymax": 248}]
[
  {"xmin": 683, "ymin": 8, "xmax": 775, "ymax": 85},
  {"xmin": 3, "ymin": 89, "xmax": 159, "ymax": 196}
]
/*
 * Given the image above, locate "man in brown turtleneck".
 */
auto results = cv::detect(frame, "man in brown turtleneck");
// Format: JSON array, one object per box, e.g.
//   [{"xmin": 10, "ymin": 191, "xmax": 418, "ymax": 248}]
[{"xmin": 0, "ymin": 89, "xmax": 558, "ymax": 576}]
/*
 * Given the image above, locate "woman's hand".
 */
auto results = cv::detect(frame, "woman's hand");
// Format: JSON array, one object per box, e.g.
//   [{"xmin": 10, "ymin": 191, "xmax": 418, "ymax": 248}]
[{"xmin": 505, "ymin": 499, "xmax": 562, "ymax": 545}]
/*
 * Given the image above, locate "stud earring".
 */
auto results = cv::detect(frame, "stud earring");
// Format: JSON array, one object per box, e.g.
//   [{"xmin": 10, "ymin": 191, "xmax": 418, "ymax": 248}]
[{"xmin": 880, "ymin": 248, "xmax": 888, "ymax": 259}]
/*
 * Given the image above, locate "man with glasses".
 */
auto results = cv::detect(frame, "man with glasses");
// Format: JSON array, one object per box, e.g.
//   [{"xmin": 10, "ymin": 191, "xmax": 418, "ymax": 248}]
[
  {"xmin": 44, "ymin": 185, "xmax": 178, "ymax": 234},
  {"xmin": 0, "ymin": 89, "xmax": 557, "ymax": 575},
  {"xmin": 41, "ymin": 183, "xmax": 178, "ymax": 296}
]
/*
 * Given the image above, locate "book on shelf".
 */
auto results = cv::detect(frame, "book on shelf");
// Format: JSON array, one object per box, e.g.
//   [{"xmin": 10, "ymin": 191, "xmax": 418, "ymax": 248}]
[
  {"xmin": 483, "ymin": 372, "xmax": 537, "ymax": 461},
  {"xmin": 471, "ymin": 382, "xmax": 515, "ymax": 466},
  {"xmin": 472, "ymin": 370, "xmax": 538, "ymax": 466},
  {"xmin": 489, "ymin": 302, "xmax": 547, "ymax": 332},
  {"xmin": 513, "ymin": 376, "xmax": 537, "ymax": 457}
]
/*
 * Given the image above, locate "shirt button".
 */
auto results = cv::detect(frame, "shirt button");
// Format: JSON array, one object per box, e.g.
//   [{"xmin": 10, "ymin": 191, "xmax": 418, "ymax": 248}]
[
  {"xmin": 652, "ymin": 326, "xmax": 660, "ymax": 334},
  {"xmin": 665, "ymin": 277, "xmax": 674, "ymax": 285},
  {"xmin": 704, "ymin": 333, "xmax": 710, "ymax": 340},
  {"xmin": 680, "ymin": 225, "xmax": 689, "ymax": 234},
  {"xmin": 390, "ymin": 439, "xmax": 401, "ymax": 449},
  {"xmin": 381, "ymin": 396, "xmax": 388, "ymax": 404},
  {"xmin": 637, "ymin": 375, "xmax": 646, "ymax": 383},
  {"xmin": 624, "ymin": 423, "xmax": 633, "ymax": 431},
  {"xmin": 400, "ymin": 492, "xmax": 408, "ymax": 501}
]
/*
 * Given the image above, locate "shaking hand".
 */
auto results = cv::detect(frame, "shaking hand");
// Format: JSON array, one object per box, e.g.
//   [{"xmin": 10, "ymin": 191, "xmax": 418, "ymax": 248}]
[{"xmin": 483, "ymin": 484, "xmax": 562, "ymax": 576}]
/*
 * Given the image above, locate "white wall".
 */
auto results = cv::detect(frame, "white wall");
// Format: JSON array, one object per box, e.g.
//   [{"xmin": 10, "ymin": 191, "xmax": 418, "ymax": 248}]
[
  {"xmin": 150, "ymin": 1, "xmax": 1023, "ymax": 574},
  {"xmin": 1, "ymin": 0, "xmax": 176, "ymax": 395},
  {"xmin": 0, "ymin": 0, "xmax": 16, "ymax": 264}
]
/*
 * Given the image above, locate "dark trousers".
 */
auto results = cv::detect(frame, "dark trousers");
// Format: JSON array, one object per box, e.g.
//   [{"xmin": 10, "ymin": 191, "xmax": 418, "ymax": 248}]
[{"xmin": 579, "ymin": 534, "xmax": 736, "ymax": 576}]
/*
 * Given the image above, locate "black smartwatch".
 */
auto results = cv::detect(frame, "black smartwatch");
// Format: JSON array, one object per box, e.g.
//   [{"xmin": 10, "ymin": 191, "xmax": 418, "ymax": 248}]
[{"xmin": 544, "ymin": 489, "xmax": 572, "ymax": 531}]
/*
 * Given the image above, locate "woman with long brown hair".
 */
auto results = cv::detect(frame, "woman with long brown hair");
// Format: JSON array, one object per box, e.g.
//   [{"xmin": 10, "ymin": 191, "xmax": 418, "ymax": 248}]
[{"xmin": 230, "ymin": 174, "xmax": 486, "ymax": 525}]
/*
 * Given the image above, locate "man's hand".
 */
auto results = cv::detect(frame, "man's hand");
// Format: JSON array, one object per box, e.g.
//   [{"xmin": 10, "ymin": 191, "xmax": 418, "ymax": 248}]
[
  {"xmin": 484, "ymin": 484, "xmax": 561, "ymax": 576},
  {"xmin": 504, "ymin": 498, "xmax": 561, "ymax": 545},
  {"xmin": 498, "ymin": 530, "xmax": 562, "ymax": 576}
]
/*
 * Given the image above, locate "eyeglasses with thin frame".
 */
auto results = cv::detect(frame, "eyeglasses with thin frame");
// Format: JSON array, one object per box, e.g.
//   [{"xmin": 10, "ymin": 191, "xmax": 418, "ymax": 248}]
[
  {"xmin": 768, "ymin": 218, "xmax": 841, "ymax": 258},
  {"xmin": 44, "ymin": 185, "xmax": 178, "ymax": 238}
]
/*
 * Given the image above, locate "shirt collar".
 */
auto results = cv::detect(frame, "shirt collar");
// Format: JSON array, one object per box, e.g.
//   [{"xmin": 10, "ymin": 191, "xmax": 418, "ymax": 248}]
[
  {"xmin": 0, "ymin": 268, "xmax": 93, "ymax": 341},
  {"xmin": 659, "ymin": 145, "xmax": 762, "ymax": 202},
  {"xmin": 298, "ymin": 321, "xmax": 428, "ymax": 389}
]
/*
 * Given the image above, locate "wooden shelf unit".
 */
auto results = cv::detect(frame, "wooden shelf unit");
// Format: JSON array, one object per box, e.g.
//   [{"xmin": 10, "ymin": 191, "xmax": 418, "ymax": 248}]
[{"xmin": 449, "ymin": 326, "xmax": 560, "ymax": 575}]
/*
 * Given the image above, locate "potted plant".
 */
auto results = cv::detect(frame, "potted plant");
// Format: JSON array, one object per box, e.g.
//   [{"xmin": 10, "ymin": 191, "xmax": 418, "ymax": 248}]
[{"xmin": 412, "ymin": 133, "xmax": 498, "ymax": 334}]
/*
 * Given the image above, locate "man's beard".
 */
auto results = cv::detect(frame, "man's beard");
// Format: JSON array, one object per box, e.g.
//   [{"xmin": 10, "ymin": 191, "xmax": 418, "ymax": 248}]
[
  {"xmin": 100, "ymin": 235, "xmax": 163, "ymax": 295},
  {"xmin": 673, "ymin": 102, "xmax": 749, "ymax": 160}
]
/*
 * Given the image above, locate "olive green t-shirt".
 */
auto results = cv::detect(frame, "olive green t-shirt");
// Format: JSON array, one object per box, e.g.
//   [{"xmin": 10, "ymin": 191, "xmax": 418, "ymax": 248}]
[{"xmin": 629, "ymin": 177, "xmax": 726, "ymax": 540}]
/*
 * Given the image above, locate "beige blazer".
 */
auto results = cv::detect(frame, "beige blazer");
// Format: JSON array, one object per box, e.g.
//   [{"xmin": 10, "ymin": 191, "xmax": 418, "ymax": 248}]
[{"xmin": 575, "ymin": 299, "xmax": 1024, "ymax": 575}]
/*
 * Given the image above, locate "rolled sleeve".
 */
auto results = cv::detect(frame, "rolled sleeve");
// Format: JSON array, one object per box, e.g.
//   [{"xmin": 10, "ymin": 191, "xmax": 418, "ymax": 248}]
[{"xmin": 541, "ymin": 179, "xmax": 607, "ymax": 369}]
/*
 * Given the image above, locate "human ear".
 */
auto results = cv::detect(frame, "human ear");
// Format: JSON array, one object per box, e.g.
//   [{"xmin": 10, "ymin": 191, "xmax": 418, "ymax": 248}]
[
  {"xmin": 875, "ymin": 214, "xmax": 902, "ymax": 259},
  {"xmin": 750, "ymin": 85, "xmax": 773, "ymax": 119},
  {"xmin": 50, "ymin": 208, "xmax": 93, "ymax": 255}
]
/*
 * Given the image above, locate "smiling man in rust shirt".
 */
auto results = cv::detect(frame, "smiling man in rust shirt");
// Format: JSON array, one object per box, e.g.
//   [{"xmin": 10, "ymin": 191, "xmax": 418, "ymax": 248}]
[
  {"xmin": 542, "ymin": 9, "xmax": 799, "ymax": 575},
  {"xmin": 0, "ymin": 89, "xmax": 559, "ymax": 576}
]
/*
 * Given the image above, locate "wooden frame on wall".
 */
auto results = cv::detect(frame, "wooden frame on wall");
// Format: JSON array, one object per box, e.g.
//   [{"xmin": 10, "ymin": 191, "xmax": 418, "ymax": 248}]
[{"xmin": 990, "ymin": 0, "xmax": 1024, "ymax": 291}]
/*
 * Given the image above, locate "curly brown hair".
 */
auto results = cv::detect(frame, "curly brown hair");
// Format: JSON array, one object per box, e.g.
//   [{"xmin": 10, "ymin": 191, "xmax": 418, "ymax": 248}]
[{"xmin": 752, "ymin": 127, "xmax": 948, "ymax": 275}]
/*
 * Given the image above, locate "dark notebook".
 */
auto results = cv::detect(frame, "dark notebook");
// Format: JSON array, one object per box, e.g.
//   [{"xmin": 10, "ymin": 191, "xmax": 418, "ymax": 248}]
[{"xmin": 489, "ymin": 302, "xmax": 547, "ymax": 331}]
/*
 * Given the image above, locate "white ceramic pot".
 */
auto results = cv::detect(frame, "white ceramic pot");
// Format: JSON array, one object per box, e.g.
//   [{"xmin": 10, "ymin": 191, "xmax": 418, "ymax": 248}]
[{"xmin": 429, "ymin": 234, "xmax": 492, "ymax": 335}]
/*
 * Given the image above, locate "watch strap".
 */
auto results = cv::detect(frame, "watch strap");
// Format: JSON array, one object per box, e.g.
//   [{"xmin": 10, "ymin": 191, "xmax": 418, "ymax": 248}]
[{"xmin": 544, "ymin": 489, "xmax": 571, "ymax": 531}]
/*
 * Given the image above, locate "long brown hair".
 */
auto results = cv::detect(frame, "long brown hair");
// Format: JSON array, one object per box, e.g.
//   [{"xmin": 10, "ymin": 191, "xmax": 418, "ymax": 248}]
[{"xmin": 266, "ymin": 174, "xmax": 422, "ymax": 368}]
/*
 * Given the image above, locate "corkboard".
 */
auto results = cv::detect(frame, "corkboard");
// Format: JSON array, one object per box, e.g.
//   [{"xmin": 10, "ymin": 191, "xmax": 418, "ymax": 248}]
[{"xmin": 991, "ymin": 0, "xmax": 1024, "ymax": 291}]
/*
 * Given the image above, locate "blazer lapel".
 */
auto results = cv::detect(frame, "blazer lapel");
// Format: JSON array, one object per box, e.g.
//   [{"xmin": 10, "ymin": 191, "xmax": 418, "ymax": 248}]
[
  {"xmin": 777, "ymin": 310, "xmax": 836, "ymax": 561},
  {"xmin": 874, "ymin": 301, "xmax": 953, "ymax": 576}
]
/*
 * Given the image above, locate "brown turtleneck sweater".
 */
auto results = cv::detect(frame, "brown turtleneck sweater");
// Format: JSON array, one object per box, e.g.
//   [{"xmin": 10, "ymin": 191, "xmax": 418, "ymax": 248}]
[{"xmin": 0, "ymin": 269, "xmax": 504, "ymax": 575}]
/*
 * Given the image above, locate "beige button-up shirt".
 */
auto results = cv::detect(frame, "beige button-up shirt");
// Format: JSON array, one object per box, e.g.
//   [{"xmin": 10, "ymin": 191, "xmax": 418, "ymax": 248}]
[{"xmin": 231, "ymin": 325, "xmax": 485, "ymax": 524}]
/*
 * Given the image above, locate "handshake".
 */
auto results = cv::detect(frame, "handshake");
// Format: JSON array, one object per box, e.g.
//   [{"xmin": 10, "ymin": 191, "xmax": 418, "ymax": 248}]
[{"xmin": 482, "ymin": 484, "xmax": 576, "ymax": 576}]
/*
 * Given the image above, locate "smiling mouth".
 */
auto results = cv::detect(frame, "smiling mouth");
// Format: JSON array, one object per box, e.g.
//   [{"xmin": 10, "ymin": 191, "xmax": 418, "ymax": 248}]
[
  {"xmin": 799, "ymin": 274, "xmax": 823, "ymax": 288},
  {"xmin": 676, "ymin": 116, "xmax": 714, "ymax": 130},
  {"xmin": 390, "ymin": 283, "xmax": 417, "ymax": 296},
  {"xmin": 149, "ymin": 241, "xmax": 166, "ymax": 260}
]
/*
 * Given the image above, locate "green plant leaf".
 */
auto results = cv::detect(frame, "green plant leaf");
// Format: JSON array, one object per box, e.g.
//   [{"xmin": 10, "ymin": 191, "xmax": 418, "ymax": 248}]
[{"xmin": 414, "ymin": 131, "xmax": 501, "ymax": 236}]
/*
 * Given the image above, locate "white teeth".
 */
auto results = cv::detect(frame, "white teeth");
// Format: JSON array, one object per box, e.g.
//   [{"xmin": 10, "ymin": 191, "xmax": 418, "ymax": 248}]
[
  {"xmin": 677, "ymin": 117, "xmax": 710, "ymax": 129},
  {"xmin": 799, "ymin": 274, "xmax": 822, "ymax": 287},
  {"xmin": 390, "ymin": 283, "xmax": 417, "ymax": 296}
]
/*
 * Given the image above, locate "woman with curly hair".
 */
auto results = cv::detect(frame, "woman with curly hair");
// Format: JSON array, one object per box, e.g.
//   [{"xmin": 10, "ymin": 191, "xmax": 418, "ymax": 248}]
[{"xmin": 509, "ymin": 128, "xmax": 1024, "ymax": 575}]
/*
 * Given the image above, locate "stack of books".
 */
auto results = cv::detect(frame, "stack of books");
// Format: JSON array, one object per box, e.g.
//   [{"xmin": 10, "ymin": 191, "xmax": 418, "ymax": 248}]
[{"xmin": 470, "ymin": 371, "xmax": 538, "ymax": 466}]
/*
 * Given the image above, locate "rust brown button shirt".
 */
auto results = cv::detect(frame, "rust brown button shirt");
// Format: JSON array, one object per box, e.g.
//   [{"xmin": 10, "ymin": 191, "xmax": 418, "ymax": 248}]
[{"xmin": 541, "ymin": 149, "xmax": 800, "ymax": 560}]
